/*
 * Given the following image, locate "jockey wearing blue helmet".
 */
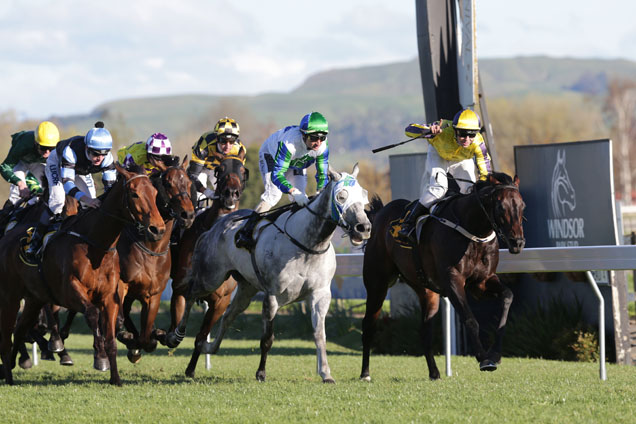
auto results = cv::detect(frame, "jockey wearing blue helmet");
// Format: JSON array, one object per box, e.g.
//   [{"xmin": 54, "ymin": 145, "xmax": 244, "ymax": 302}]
[{"xmin": 25, "ymin": 122, "xmax": 117, "ymax": 260}]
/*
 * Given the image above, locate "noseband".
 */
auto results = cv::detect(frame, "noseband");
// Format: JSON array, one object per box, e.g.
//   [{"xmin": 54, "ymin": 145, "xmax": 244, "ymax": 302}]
[{"xmin": 155, "ymin": 167, "xmax": 192, "ymax": 221}]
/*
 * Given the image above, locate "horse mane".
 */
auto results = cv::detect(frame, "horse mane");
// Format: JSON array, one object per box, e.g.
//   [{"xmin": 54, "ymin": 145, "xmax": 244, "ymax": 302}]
[
  {"xmin": 473, "ymin": 172, "xmax": 514, "ymax": 192},
  {"xmin": 365, "ymin": 194, "xmax": 384, "ymax": 223},
  {"xmin": 122, "ymin": 162, "xmax": 146, "ymax": 176}
]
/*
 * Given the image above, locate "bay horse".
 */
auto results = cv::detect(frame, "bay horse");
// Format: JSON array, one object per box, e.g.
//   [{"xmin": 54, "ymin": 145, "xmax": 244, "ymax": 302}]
[
  {"xmin": 360, "ymin": 171, "xmax": 525, "ymax": 381},
  {"xmin": 161, "ymin": 152, "xmax": 247, "ymax": 349},
  {"xmin": 166, "ymin": 164, "xmax": 371, "ymax": 383},
  {"xmin": 0, "ymin": 163, "xmax": 165, "ymax": 385},
  {"xmin": 116, "ymin": 156, "xmax": 195, "ymax": 363}
]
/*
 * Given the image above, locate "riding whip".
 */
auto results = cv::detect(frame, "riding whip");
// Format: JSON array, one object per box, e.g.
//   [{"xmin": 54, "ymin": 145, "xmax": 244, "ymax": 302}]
[{"xmin": 371, "ymin": 127, "xmax": 431, "ymax": 154}]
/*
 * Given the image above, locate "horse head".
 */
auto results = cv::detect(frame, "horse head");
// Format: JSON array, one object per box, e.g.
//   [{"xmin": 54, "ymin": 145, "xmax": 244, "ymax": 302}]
[
  {"xmin": 213, "ymin": 150, "xmax": 249, "ymax": 211},
  {"xmin": 485, "ymin": 172, "xmax": 526, "ymax": 254},
  {"xmin": 327, "ymin": 163, "xmax": 372, "ymax": 246},
  {"xmin": 154, "ymin": 155, "xmax": 196, "ymax": 228},
  {"xmin": 116, "ymin": 163, "xmax": 166, "ymax": 242}
]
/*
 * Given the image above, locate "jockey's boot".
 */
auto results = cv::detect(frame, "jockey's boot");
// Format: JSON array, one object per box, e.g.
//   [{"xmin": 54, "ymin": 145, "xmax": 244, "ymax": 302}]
[
  {"xmin": 235, "ymin": 201, "xmax": 270, "ymax": 250},
  {"xmin": 25, "ymin": 222, "xmax": 47, "ymax": 261},
  {"xmin": 398, "ymin": 202, "xmax": 429, "ymax": 242},
  {"xmin": 235, "ymin": 213, "xmax": 259, "ymax": 250}
]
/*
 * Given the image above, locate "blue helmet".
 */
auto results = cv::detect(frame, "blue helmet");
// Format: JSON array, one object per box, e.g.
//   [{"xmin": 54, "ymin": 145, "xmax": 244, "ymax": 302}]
[{"xmin": 85, "ymin": 126, "xmax": 113, "ymax": 154}]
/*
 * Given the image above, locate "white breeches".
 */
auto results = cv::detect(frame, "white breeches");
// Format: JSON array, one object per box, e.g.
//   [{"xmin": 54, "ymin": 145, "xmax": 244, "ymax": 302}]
[
  {"xmin": 45, "ymin": 151, "xmax": 96, "ymax": 215},
  {"xmin": 258, "ymin": 153, "xmax": 307, "ymax": 208},
  {"xmin": 419, "ymin": 147, "xmax": 477, "ymax": 208}
]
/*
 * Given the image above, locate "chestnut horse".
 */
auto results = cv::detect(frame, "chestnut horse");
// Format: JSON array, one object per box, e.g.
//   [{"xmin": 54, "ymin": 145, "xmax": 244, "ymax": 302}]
[
  {"xmin": 162, "ymin": 152, "xmax": 248, "ymax": 356},
  {"xmin": 0, "ymin": 163, "xmax": 165, "ymax": 385},
  {"xmin": 360, "ymin": 172, "xmax": 525, "ymax": 381},
  {"xmin": 116, "ymin": 156, "xmax": 195, "ymax": 362}
]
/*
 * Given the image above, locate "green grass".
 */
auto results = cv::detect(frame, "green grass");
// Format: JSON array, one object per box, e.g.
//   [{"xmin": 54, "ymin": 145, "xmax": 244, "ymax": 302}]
[{"xmin": 3, "ymin": 333, "xmax": 636, "ymax": 423}]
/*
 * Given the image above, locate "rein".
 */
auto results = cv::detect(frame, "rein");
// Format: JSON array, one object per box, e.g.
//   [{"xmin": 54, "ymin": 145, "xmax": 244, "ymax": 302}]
[{"xmin": 475, "ymin": 183, "xmax": 521, "ymax": 250}]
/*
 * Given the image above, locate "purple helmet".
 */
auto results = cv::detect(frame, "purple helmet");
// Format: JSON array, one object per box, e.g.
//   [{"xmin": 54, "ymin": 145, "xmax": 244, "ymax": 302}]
[{"xmin": 146, "ymin": 133, "xmax": 172, "ymax": 155}]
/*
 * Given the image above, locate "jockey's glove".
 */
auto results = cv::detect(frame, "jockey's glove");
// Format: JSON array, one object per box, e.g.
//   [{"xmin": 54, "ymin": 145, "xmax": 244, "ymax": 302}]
[{"xmin": 289, "ymin": 187, "xmax": 309, "ymax": 206}]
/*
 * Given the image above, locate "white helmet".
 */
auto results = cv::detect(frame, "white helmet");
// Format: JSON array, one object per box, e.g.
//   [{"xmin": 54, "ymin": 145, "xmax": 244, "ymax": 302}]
[{"xmin": 146, "ymin": 133, "xmax": 172, "ymax": 156}]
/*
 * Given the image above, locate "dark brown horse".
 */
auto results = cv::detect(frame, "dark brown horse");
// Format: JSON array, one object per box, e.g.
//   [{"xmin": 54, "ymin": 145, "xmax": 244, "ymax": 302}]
[
  {"xmin": 360, "ymin": 172, "xmax": 525, "ymax": 381},
  {"xmin": 0, "ymin": 163, "xmax": 165, "ymax": 385},
  {"xmin": 162, "ymin": 152, "xmax": 248, "ymax": 376},
  {"xmin": 116, "ymin": 156, "xmax": 195, "ymax": 362}
]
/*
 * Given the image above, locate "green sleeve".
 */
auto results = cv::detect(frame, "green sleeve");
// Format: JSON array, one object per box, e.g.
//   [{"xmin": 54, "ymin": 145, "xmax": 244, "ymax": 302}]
[{"xmin": 0, "ymin": 132, "xmax": 35, "ymax": 185}]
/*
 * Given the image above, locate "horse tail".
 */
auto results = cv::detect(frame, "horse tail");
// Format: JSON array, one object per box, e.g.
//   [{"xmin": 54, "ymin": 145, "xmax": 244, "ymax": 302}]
[{"xmin": 365, "ymin": 195, "xmax": 384, "ymax": 224}]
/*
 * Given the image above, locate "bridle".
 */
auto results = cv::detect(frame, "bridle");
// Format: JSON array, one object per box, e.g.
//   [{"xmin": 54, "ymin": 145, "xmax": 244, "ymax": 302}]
[
  {"xmin": 154, "ymin": 167, "xmax": 192, "ymax": 222},
  {"xmin": 474, "ymin": 182, "xmax": 524, "ymax": 250}
]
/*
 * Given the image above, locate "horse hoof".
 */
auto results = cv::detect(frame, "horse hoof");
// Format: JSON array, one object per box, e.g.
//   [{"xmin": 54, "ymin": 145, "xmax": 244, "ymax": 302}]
[
  {"xmin": 479, "ymin": 359, "xmax": 498, "ymax": 371},
  {"xmin": 360, "ymin": 375, "xmax": 371, "ymax": 382},
  {"xmin": 93, "ymin": 357, "xmax": 110, "ymax": 372},
  {"xmin": 19, "ymin": 358, "xmax": 33, "ymax": 370},
  {"xmin": 59, "ymin": 354, "xmax": 74, "ymax": 366},
  {"xmin": 323, "ymin": 378, "xmax": 336, "ymax": 384},
  {"xmin": 256, "ymin": 371, "xmax": 266, "ymax": 382},
  {"xmin": 127, "ymin": 350, "xmax": 142, "ymax": 364},
  {"xmin": 48, "ymin": 338, "xmax": 65, "ymax": 353}
]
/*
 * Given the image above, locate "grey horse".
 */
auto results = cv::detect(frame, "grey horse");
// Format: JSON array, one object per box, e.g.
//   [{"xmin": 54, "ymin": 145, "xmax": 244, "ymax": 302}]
[{"xmin": 166, "ymin": 164, "xmax": 371, "ymax": 383}]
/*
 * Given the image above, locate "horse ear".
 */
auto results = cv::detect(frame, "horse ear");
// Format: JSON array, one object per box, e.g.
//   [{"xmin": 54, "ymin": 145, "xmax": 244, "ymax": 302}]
[
  {"xmin": 237, "ymin": 146, "xmax": 246, "ymax": 161},
  {"xmin": 513, "ymin": 174, "xmax": 520, "ymax": 187},
  {"xmin": 115, "ymin": 162, "xmax": 133, "ymax": 180},
  {"xmin": 181, "ymin": 155, "xmax": 189, "ymax": 170},
  {"xmin": 352, "ymin": 162, "xmax": 360, "ymax": 179},
  {"xmin": 210, "ymin": 150, "xmax": 224, "ymax": 162},
  {"xmin": 488, "ymin": 173, "xmax": 498, "ymax": 185},
  {"xmin": 328, "ymin": 165, "xmax": 342, "ymax": 182}
]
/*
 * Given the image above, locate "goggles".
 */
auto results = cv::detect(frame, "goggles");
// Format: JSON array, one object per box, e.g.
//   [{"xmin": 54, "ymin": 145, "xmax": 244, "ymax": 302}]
[
  {"xmin": 307, "ymin": 133, "xmax": 327, "ymax": 142},
  {"xmin": 38, "ymin": 144, "xmax": 55, "ymax": 153},
  {"xmin": 217, "ymin": 134, "xmax": 239, "ymax": 145},
  {"xmin": 87, "ymin": 148, "xmax": 109, "ymax": 158},
  {"xmin": 455, "ymin": 129, "xmax": 479, "ymax": 139}
]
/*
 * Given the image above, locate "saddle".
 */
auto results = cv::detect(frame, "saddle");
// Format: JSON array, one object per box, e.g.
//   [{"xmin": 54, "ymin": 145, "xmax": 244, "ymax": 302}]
[
  {"xmin": 235, "ymin": 203, "xmax": 301, "ymax": 251},
  {"xmin": 19, "ymin": 222, "xmax": 62, "ymax": 266},
  {"xmin": 390, "ymin": 192, "xmax": 461, "ymax": 246}
]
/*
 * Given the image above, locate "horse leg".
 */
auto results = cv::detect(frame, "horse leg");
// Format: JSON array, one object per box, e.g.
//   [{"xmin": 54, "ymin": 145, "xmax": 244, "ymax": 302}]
[
  {"xmin": 117, "ymin": 295, "xmax": 137, "ymax": 346},
  {"xmin": 59, "ymin": 310, "xmax": 77, "ymax": 341},
  {"xmin": 138, "ymin": 294, "xmax": 161, "ymax": 354},
  {"xmin": 166, "ymin": 295, "xmax": 197, "ymax": 348},
  {"xmin": 83, "ymin": 305, "xmax": 110, "ymax": 372},
  {"xmin": 416, "ymin": 289, "xmax": 441, "ymax": 380},
  {"xmin": 254, "ymin": 294, "xmax": 279, "ymax": 382},
  {"xmin": 479, "ymin": 275, "xmax": 514, "ymax": 367},
  {"xmin": 185, "ymin": 291, "xmax": 233, "ymax": 378},
  {"xmin": 10, "ymin": 298, "xmax": 45, "ymax": 382},
  {"xmin": 43, "ymin": 304, "xmax": 64, "ymax": 353},
  {"xmin": 360, "ymin": 263, "xmax": 394, "ymax": 382},
  {"xmin": 169, "ymin": 291, "xmax": 186, "ymax": 333},
  {"xmin": 1, "ymin": 300, "xmax": 21, "ymax": 384},
  {"xmin": 445, "ymin": 277, "xmax": 491, "ymax": 370},
  {"xmin": 102, "ymin": 298, "xmax": 121, "ymax": 386},
  {"xmin": 17, "ymin": 341, "xmax": 32, "ymax": 369},
  {"xmin": 308, "ymin": 287, "xmax": 334, "ymax": 383},
  {"xmin": 200, "ymin": 281, "xmax": 257, "ymax": 355}
]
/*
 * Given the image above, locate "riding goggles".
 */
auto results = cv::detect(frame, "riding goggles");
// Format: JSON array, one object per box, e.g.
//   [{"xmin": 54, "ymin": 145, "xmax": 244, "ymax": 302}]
[
  {"xmin": 217, "ymin": 134, "xmax": 239, "ymax": 145},
  {"xmin": 307, "ymin": 133, "xmax": 327, "ymax": 142},
  {"xmin": 455, "ymin": 129, "xmax": 479, "ymax": 139},
  {"xmin": 87, "ymin": 148, "xmax": 110, "ymax": 157},
  {"xmin": 38, "ymin": 144, "xmax": 55, "ymax": 153}
]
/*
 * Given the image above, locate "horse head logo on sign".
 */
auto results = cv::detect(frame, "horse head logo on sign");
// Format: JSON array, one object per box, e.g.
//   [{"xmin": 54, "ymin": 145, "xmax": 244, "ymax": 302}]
[{"xmin": 551, "ymin": 149, "xmax": 576, "ymax": 218}]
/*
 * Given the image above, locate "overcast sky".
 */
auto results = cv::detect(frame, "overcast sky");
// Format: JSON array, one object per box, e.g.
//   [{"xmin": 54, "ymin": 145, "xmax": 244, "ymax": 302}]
[{"xmin": 1, "ymin": 0, "xmax": 635, "ymax": 119}]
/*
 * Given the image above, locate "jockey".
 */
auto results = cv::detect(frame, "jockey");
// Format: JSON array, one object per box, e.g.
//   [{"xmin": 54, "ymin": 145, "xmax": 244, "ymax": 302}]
[
  {"xmin": 187, "ymin": 117, "xmax": 246, "ymax": 202},
  {"xmin": 0, "ymin": 121, "xmax": 60, "ymax": 206},
  {"xmin": 25, "ymin": 121, "xmax": 117, "ymax": 259},
  {"xmin": 398, "ymin": 109, "xmax": 492, "ymax": 240},
  {"xmin": 235, "ymin": 111, "xmax": 329, "ymax": 248},
  {"xmin": 117, "ymin": 132, "xmax": 173, "ymax": 176}
]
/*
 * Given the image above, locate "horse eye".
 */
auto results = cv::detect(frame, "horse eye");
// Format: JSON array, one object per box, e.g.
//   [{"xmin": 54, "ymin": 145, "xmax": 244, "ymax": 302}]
[{"xmin": 336, "ymin": 190, "xmax": 348, "ymax": 204}]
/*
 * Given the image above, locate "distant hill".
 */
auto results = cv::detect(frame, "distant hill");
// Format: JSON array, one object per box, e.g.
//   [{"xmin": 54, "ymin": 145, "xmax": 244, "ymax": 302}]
[{"xmin": 50, "ymin": 56, "xmax": 636, "ymax": 168}]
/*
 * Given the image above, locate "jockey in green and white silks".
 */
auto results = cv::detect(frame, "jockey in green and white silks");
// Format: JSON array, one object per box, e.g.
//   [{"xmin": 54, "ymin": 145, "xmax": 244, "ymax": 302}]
[{"xmin": 256, "ymin": 112, "xmax": 330, "ymax": 212}]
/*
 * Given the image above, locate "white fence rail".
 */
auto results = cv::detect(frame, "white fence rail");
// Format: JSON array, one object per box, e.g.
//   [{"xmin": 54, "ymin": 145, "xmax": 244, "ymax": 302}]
[{"xmin": 335, "ymin": 246, "xmax": 636, "ymax": 381}]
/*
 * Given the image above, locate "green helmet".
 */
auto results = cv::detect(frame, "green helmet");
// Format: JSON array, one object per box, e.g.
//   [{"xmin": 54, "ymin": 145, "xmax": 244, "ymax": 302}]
[{"xmin": 299, "ymin": 112, "xmax": 329, "ymax": 134}]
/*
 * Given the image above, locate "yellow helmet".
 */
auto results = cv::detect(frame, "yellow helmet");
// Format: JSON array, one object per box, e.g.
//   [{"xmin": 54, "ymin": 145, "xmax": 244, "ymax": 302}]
[
  {"xmin": 34, "ymin": 121, "xmax": 60, "ymax": 147},
  {"xmin": 214, "ymin": 117, "xmax": 240, "ymax": 137},
  {"xmin": 452, "ymin": 109, "xmax": 481, "ymax": 131}
]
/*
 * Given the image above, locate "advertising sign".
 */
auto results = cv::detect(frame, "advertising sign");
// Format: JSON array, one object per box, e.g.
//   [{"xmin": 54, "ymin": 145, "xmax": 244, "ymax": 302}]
[{"xmin": 514, "ymin": 140, "xmax": 618, "ymax": 248}]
